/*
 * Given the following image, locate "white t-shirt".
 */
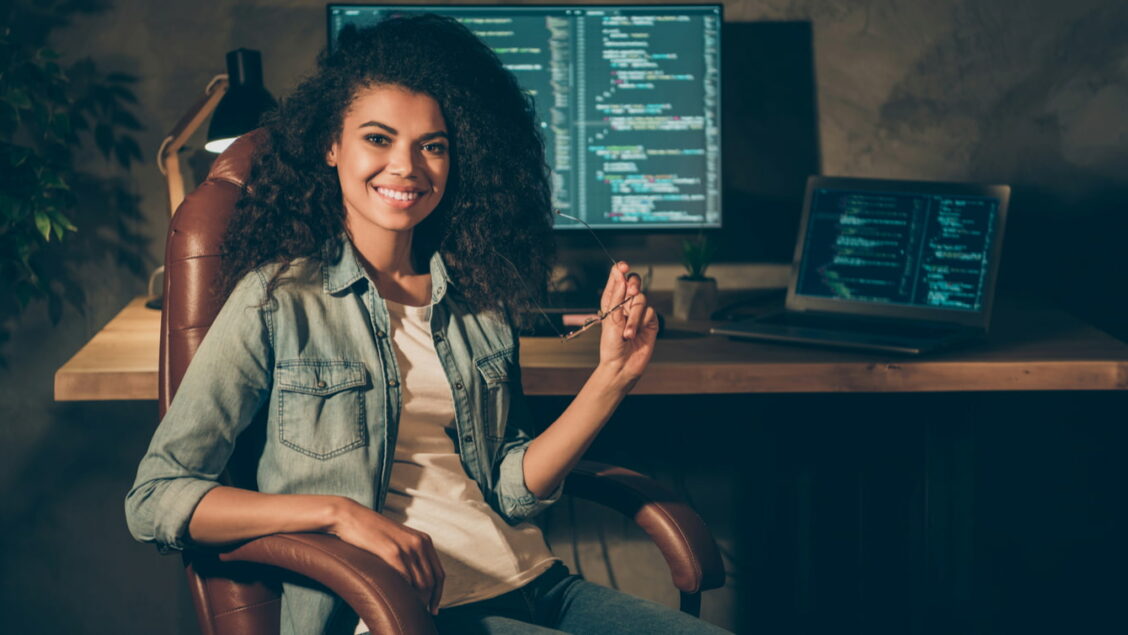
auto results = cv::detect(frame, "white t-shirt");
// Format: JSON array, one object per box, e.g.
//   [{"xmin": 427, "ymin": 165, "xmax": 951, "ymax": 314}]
[{"xmin": 357, "ymin": 299, "xmax": 557, "ymax": 633}]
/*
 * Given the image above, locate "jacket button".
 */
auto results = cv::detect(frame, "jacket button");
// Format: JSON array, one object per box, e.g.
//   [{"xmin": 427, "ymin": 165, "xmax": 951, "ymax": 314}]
[
  {"xmin": 316, "ymin": 380, "xmax": 327, "ymax": 389},
  {"xmin": 434, "ymin": 333, "xmax": 443, "ymax": 342},
  {"xmin": 376, "ymin": 330, "xmax": 386, "ymax": 338},
  {"xmin": 387, "ymin": 379, "xmax": 398, "ymax": 387},
  {"xmin": 455, "ymin": 382, "xmax": 464, "ymax": 390},
  {"xmin": 463, "ymin": 434, "xmax": 473, "ymax": 443}
]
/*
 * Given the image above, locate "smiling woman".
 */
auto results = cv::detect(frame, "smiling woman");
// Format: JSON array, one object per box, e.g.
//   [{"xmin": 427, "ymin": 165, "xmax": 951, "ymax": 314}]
[
  {"xmin": 124, "ymin": 14, "xmax": 700, "ymax": 635},
  {"xmin": 327, "ymin": 86, "xmax": 449, "ymax": 225},
  {"xmin": 215, "ymin": 15, "xmax": 557, "ymax": 319},
  {"xmin": 327, "ymin": 85, "xmax": 450, "ymax": 305}
]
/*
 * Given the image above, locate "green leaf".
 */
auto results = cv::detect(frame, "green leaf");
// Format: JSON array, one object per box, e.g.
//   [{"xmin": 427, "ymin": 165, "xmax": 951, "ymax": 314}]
[
  {"xmin": 6, "ymin": 88, "xmax": 31, "ymax": 110},
  {"xmin": 48, "ymin": 208, "xmax": 77, "ymax": 232},
  {"xmin": 15, "ymin": 283, "xmax": 37, "ymax": 308},
  {"xmin": 8, "ymin": 146, "xmax": 31, "ymax": 167},
  {"xmin": 34, "ymin": 211, "xmax": 51, "ymax": 241},
  {"xmin": 44, "ymin": 61, "xmax": 64, "ymax": 80},
  {"xmin": 42, "ymin": 171, "xmax": 68, "ymax": 190}
]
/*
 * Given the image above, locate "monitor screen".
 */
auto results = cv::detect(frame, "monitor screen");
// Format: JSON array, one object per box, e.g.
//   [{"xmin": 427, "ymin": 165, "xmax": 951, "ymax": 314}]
[
  {"xmin": 795, "ymin": 186, "xmax": 1003, "ymax": 313},
  {"xmin": 328, "ymin": 4, "xmax": 723, "ymax": 230}
]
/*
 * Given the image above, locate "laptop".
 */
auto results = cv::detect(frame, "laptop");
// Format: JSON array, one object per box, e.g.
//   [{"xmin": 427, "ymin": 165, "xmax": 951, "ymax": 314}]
[{"xmin": 710, "ymin": 176, "xmax": 1011, "ymax": 354}]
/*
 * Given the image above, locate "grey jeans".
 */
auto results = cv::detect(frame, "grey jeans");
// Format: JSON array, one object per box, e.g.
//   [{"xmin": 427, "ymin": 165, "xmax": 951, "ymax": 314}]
[{"xmin": 428, "ymin": 562, "xmax": 731, "ymax": 635}]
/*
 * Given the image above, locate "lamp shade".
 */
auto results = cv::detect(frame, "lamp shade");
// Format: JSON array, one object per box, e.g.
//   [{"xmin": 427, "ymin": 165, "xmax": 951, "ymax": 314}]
[{"xmin": 205, "ymin": 49, "xmax": 276, "ymax": 153}]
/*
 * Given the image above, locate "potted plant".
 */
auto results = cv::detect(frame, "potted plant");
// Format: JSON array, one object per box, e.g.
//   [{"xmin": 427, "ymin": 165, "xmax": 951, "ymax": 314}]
[
  {"xmin": 0, "ymin": 15, "xmax": 146, "ymax": 362},
  {"xmin": 674, "ymin": 233, "xmax": 717, "ymax": 321}
]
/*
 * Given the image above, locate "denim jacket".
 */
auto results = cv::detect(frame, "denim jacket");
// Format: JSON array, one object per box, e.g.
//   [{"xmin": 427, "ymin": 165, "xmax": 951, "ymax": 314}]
[{"xmin": 125, "ymin": 239, "xmax": 561, "ymax": 635}]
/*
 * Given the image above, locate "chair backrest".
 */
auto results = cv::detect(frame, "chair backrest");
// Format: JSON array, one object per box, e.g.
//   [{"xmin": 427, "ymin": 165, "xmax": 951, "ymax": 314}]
[{"xmin": 161, "ymin": 130, "xmax": 283, "ymax": 635}]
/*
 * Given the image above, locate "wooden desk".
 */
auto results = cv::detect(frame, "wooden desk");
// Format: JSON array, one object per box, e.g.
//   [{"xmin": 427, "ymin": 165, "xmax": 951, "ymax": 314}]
[
  {"xmin": 54, "ymin": 296, "xmax": 1128, "ymax": 401},
  {"xmin": 55, "ymin": 297, "xmax": 160, "ymax": 401}
]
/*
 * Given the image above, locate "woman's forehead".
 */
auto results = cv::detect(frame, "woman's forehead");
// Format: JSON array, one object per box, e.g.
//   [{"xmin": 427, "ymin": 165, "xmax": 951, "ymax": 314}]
[{"xmin": 343, "ymin": 84, "xmax": 445, "ymax": 127}]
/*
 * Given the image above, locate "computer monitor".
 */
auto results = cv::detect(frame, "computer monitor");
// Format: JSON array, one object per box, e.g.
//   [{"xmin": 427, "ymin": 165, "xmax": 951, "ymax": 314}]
[{"xmin": 327, "ymin": 4, "xmax": 723, "ymax": 231}]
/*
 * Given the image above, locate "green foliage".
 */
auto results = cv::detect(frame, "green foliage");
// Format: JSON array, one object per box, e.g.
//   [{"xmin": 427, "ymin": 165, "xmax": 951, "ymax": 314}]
[
  {"xmin": 681, "ymin": 233, "xmax": 717, "ymax": 280},
  {"xmin": 0, "ymin": 15, "xmax": 147, "ymax": 359}
]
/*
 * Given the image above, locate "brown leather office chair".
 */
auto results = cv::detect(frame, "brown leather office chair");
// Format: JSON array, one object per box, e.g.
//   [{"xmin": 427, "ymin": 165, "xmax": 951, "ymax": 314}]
[{"xmin": 161, "ymin": 130, "xmax": 725, "ymax": 635}]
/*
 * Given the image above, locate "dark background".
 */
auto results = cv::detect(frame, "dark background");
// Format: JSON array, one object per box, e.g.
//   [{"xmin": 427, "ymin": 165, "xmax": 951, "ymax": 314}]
[{"xmin": 2, "ymin": 1, "xmax": 1126, "ymax": 633}]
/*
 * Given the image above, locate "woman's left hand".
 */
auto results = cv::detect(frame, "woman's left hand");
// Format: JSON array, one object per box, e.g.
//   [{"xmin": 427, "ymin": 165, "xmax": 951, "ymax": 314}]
[{"xmin": 598, "ymin": 262, "xmax": 659, "ymax": 389}]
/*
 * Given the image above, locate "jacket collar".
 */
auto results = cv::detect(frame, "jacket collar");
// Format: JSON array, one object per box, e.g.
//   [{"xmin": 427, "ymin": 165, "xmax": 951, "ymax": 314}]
[{"xmin": 322, "ymin": 236, "xmax": 451, "ymax": 304}]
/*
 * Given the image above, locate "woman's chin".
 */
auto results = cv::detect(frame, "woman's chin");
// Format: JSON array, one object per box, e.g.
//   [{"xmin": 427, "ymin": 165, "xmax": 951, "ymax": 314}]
[{"xmin": 349, "ymin": 210, "xmax": 434, "ymax": 236}]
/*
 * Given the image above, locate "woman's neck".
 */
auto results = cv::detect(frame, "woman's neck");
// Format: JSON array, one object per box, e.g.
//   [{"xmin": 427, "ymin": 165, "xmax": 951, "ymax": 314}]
[{"xmin": 349, "ymin": 228, "xmax": 432, "ymax": 307}]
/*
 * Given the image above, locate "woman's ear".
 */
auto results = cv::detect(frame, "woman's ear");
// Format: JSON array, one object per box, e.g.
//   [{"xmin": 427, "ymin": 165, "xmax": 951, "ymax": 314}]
[{"xmin": 326, "ymin": 144, "xmax": 338, "ymax": 167}]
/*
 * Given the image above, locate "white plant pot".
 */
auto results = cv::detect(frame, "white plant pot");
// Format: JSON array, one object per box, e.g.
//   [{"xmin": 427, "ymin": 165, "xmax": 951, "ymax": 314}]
[{"xmin": 673, "ymin": 276, "xmax": 717, "ymax": 321}]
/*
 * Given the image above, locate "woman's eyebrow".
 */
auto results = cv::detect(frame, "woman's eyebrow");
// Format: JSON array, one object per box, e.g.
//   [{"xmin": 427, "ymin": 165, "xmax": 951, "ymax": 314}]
[
  {"xmin": 357, "ymin": 121, "xmax": 448, "ymax": 141},
  {"xmin": 358, "ymin": 120, "xmax": 397, "ymax": 134}
]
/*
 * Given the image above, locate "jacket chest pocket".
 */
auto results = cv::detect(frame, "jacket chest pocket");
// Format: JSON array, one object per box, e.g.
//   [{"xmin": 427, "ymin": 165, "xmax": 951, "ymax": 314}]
[
  {"xmin": 474, "ymin": 348, "xmax": 517, "ymax": 442},
  {"xmin": 276, "ymin": 361, "xmax": 369, "ymax": 459}
]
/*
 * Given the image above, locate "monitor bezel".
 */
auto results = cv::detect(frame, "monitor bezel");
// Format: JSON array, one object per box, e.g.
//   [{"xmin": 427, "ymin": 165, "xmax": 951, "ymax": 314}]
[
  {"xmin": 325, "ymin": 3, "xmax": 724, "ymax": 232},
  {"xmin": 786, "ymin": 175, "xmax": 1011, "ymax": 329}
]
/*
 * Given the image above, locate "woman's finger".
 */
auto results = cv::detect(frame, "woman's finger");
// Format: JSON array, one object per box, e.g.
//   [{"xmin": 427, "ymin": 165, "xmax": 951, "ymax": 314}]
[
  {"xmin": 380, "ymin": 543, "xmax": 428, "ymax": 608},
  {"xmin": 401, "ymin": 547, "xmax": 431, "ymax": 603},
  {"xmin": 601, "ymin": 261, "xmax": 629, "ymax": 313},
  {"xmin": 623, "ymin": 293, "xmax": 647, "ymax": 339},
  {"xmin": 625, "ymin": 272, "xmax": 642, "ymax": 297},
  {"xmin": 642, "ymin": 306, "xmax": 658, "ymax": 332},
  {"xmin": 424, "ymin": 538, "xmax": 445, "ymax": 614},
  {"xmin": 378, "ymin": 545, "xmax": 414, "ymax": 586}
]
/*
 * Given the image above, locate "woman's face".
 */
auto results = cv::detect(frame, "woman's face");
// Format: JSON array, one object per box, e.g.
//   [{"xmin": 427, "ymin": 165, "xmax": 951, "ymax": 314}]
[{"xmin": 327, "ymin": 84, "xmax": 450, "ymax": 240}]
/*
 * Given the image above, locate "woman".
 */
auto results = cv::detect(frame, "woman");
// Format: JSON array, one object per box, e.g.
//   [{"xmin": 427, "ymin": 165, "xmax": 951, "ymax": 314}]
[{"xmin": 127, "ymin": 15, "xmax": 726, "ymax": 635}]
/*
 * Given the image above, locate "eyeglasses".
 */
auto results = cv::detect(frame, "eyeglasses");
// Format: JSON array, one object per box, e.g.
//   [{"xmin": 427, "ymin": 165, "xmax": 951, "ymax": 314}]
[{"xmin": 495, "ymin": 209, "xmax": 645, "ymax": 342}]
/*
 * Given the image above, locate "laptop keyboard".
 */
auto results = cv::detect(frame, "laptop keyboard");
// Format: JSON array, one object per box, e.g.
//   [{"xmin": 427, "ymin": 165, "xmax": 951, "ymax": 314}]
[{"xmin": 756, "ymin": 312, "xmax": 963, "ymax": 339}]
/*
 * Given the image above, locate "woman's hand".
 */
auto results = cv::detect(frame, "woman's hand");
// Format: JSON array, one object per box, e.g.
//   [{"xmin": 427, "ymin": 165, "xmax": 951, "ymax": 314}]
[
  {"xmin": 329, "ymin": 497, "xmax": 445, "ymax": 615},
  {"xmin": 521, "ymin": 262, "xmax": 658, "ymax": 497},
  {"xmin": 598, "ymin": 261, "xmax": 659, "ymax": 389}
]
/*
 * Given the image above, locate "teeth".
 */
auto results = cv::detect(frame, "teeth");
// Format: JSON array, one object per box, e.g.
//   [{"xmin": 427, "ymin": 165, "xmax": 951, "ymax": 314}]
[{"xmin": 377, "ymin": 187, "xmax": 421, "ymax": 201}]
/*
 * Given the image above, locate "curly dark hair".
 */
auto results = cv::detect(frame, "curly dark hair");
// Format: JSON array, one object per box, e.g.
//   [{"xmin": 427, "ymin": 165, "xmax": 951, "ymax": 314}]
[{"xmin": 219, "ymin": 14, "xmax": 555, "ymax": 318}]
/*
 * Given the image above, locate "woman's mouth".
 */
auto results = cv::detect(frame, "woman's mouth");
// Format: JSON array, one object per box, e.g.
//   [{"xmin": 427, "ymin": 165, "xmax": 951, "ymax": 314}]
[
  {"xmin": 376, "ymin": 186, "xmax": 421, "ymax": 201},
  {"xmin": 374, "ymin": 186, "xmax": 425, "ymax": 208}
]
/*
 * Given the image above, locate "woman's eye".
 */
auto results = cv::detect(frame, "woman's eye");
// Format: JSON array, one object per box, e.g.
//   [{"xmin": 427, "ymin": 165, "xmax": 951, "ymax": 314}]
[
  {"xmin": 423, "ymin": 142, "xmax": 448, "ymax": 155},
  {"xmin": 365, "ymin": 134, "xmax": 390, "ymax": 145}
]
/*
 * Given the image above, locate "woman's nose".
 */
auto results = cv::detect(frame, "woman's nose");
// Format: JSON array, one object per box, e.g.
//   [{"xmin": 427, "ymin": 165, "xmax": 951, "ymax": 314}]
[{"xmin": 386, "ymin": 144, "xmax": 417, "ymax": 177}]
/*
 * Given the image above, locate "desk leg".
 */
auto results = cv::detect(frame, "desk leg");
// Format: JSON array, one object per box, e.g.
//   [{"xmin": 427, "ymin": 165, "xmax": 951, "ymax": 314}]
[{"xmin": 922, "ymin": 415, "xmax": 975, "ymax": 634}]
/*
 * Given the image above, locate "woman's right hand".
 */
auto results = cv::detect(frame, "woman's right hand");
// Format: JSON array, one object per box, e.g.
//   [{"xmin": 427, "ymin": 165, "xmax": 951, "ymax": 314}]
[{"xmin": 329, "ymin": 497, "xmax": 445, "ymax": 615}]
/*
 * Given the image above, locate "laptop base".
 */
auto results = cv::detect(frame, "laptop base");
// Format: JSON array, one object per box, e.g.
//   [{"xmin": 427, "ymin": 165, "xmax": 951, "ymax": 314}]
[{"xmin": 710, "ymin": 312, "xmax": 981, "ymax": 355}]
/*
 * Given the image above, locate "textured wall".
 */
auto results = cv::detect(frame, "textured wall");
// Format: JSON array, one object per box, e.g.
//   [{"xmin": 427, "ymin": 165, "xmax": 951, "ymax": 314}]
[
  {"xmin": 2, "ymin": 1, "xmax": 1126, "ymax": 632},
  {"xmin": 775, "ymin": 0, "xmax": 1128, "ymax": 337}
]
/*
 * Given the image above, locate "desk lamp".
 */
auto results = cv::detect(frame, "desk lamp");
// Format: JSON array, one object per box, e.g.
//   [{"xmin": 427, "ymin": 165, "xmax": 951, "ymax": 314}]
[
  {"xmin": 157, "ymin": 48, "xmax": 275, "ymax": 214},
  {"xmin": 150, "ymin": 49, "xmax": 275, "ymax": 308}
]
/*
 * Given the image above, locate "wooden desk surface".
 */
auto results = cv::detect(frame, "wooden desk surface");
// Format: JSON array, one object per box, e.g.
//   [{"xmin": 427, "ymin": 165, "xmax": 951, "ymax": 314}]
[{"xmin": 54, "ymin": 296, "xmax": 1128, "ymax": 401}]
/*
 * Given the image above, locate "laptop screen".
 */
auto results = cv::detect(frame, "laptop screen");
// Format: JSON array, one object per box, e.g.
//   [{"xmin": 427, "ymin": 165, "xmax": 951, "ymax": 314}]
[{"xmin": 788, "ymin": 177, "xmax": 1010, "ymax": 327}]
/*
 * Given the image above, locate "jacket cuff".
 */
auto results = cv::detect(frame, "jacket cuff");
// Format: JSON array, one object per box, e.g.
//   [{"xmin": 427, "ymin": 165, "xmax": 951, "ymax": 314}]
[
  {"xmin": 152, "ymin": 478, "xmax": 222, "ymax": 553},
  {"xmin": 496, "ymin": 444, "xmax": 563, "ymax": 524}
]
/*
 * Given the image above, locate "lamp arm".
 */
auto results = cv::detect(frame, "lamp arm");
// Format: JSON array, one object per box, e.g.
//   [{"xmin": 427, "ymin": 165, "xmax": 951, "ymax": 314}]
[{"xmin": 158, "ymin": 74, "xmax": 230, "ymax": 215}]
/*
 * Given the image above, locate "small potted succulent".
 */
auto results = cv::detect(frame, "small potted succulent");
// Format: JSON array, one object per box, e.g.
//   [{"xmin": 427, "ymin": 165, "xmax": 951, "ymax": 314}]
[{"xmin": 674, "ymin": 234, "xmax": 717, "ymax": 320}]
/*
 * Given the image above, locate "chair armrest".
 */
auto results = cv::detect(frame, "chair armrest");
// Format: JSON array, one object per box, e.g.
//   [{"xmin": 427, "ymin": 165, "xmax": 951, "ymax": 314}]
[
  {"xmin": 564, "ymin": 460, "xmax": 725, "ymax": 594},
  {"xmin": 217, "ymin": 533, "xmax": 437, "ymax": 635}
]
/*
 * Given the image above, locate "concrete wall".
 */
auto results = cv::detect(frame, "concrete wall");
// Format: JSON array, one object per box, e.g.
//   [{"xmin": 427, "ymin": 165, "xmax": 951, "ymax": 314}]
[{"xmin": 2, "ymin": 1, "xmax": 1125, "ymax": 632}]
